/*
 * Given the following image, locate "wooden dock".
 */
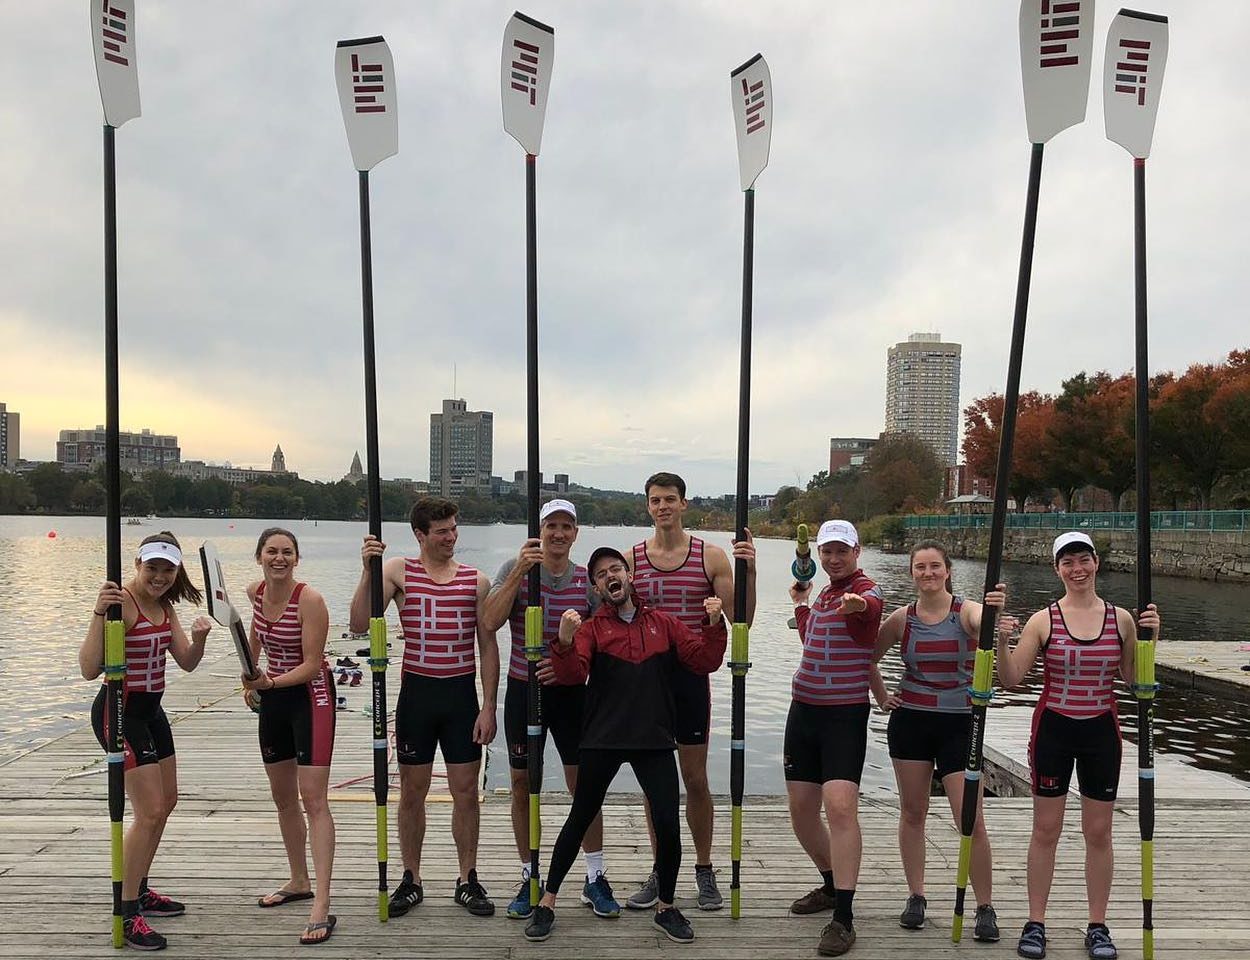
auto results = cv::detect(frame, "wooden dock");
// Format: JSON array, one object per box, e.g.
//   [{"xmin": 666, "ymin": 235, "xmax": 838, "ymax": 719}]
[
  {"xmin": 1154, "ymin": 640, "xmax": 1250, "ymax": 705},
  {"xmin": 3, "ymin": 648, "xmax": 1249, "ymax": 958}
]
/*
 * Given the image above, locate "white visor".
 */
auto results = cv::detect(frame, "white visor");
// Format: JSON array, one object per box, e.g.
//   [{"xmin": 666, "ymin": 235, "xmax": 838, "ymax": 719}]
[{"xmin": 137, "ymin": 541, "xmax": 183, "ymax": 567}]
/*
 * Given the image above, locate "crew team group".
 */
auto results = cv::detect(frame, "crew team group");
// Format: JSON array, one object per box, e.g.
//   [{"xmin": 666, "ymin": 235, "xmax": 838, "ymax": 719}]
[{"xmin": 78, "ymin": 470, "xmax": 1160, "ymax": 959}]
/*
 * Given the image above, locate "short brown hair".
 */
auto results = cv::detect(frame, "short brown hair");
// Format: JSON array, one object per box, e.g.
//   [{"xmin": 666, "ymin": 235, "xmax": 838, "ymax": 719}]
[
  {"xmin": 644, "ymin": 471, "xmax": 686, "ymax": 499},
  {"xmin": 410, "ymin": 496, "xmax": 458, "ymax": 534}
]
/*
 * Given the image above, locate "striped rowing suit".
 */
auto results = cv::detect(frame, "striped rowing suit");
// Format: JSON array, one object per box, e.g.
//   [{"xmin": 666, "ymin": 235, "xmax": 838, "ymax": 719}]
[
  {"xmin": 897, "ymin": 596, "xmax": 973, "ymax": 713},
  {"xmin": 506, "ymin": 564, "xmax": 591, "ymax": 682},
  {"xmin": 1028, "ymin": 600, "xmax": 1124, "ymax": 798},
  {"xmin": 91, "ymin": 589, "xmax": 176, "ymax": 771},
  {"xmin": 631, "ymin": 536, "xmax": 716, "ymax": 745},
  {"xmin": 791, "ymin": 572, "xmax": 884, "ymax": 707},
  {"xmin": 394, "ymin": 558, "xmax": 484, "ymax": 766},
  {"xmin": 252, "ymin": 581, "xmax": 334, "ymax": 766}
]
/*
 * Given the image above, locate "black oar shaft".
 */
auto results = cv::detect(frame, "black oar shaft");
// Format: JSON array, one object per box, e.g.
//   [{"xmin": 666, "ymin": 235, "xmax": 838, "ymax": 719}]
[
  {"xmin": 103, "ymin": 122, "xmax": 125, "ymax": 949},
  {"xmin": 953, "ymin": 141, "xmax": 1044, "ymax": 940},
  {"xmin": 524, "ymin": 152, "xmax": 543, "ymax": 905},
  {"xmin": 358, "ymin": 169, "xmax": 390, "ymax": 921},
  {"xmin": 729, "ymin": 187, "xmax": 755, "ymax": 920}
]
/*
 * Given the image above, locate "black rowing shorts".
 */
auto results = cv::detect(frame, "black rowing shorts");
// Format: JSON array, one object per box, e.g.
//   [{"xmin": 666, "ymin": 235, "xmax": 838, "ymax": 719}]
[
  {"xmin": 504, "ymin": 675, "xmax": 586, "ymax": 770},
  {"xmin": 257, "ymin": 666, "xmax": 336, "ymax": 767},
  {"xmin": 395, "ymin": 672, "xmax": 481, "ymax": 766},
  {"xmin": 887, "ymin": 706, "xmax": 971, "ymax": 780},
  {"xmin": 92, "ymin": 687, "xmax": 174, "ymax": 772},
  {"xmin": 672, "ymin": 663, "xmax": 712, "ymax": 746},
  {"xmin": 783, "ymin": 700, "xmax": 870, "ymax": 785},
  {"xmin": 1029, "ymin": 707, "xmax": 1122, "ymax": 800}
]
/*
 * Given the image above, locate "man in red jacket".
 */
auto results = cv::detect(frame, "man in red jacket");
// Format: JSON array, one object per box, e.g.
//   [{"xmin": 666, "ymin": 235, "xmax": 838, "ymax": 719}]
[{"xmin": 522, "ymin": 546, "xmax": 726, "ymax": 946}]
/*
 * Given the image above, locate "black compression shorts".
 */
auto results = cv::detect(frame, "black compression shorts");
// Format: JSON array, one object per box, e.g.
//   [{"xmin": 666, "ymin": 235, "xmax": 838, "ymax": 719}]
[
  {"xmin": 1029, "ymin": 707, "xmax": 1122, "ymax": 800},
  {"xmin": 504, "ymin": 675, "xmax": 586, "ymax": 770},
  {"xmin": 783, "ymin": 700, "xmax": 870, "ymax": 785},
  {"xmin": 886, "ymin": 706, "xmax": 971, "ymax": 780},
  {"xmin": 671, "ymin": 663, "xmax": 712, "ymax": 746},
  {"xmin": 395, "ymin": 672, "xmax": 481, "ymax": 766},
  {"xmin": 92, "ymin": 687, "xmax": 174, "ymax": 772},
  {"xmin": 257, "ymin": 666, "xmax": 336, "ymax": 767}
]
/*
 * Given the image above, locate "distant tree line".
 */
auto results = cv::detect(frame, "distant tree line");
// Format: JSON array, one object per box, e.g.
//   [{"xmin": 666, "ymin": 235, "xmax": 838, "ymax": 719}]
[{"xmin": 962, "ymin": 349, "xmax": 1250, "ymax": 511}]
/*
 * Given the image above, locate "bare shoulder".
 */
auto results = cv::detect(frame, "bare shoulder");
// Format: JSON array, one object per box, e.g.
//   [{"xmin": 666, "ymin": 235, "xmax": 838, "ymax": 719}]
[
  {"xmin": 476, "ymin": 571, "xmax": 492, "ymax": 598},
  {"xmin": 298, "ymin": 584, "xmax": 328, "ymax": 611},
  {"xmin": 703, "ymin": 540, "xmax": 731, "ymax": 571},
  {"xmin": 245, "ymin": 579, "xmax": 261, "ymax": 602}
]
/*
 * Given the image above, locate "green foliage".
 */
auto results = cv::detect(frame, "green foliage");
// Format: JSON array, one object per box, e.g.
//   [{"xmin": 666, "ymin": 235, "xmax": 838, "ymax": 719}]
[{"xmin": 0, "ymin": 472, "xmax": 34, "ymax": 512}]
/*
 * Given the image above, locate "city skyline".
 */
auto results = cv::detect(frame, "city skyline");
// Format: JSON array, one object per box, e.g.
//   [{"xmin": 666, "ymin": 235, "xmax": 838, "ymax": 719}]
[{"xmin": 2, "ymin": 2, "xmax": 1244, "ymax": 495}]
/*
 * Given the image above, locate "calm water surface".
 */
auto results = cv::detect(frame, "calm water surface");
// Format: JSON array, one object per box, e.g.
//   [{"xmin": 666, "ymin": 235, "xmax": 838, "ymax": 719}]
[{"xmin": 1, "ymin": 515, "xmax": 1246, "ymax": 794}]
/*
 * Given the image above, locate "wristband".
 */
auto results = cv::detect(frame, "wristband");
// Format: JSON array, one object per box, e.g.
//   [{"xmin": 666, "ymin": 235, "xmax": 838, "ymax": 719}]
[{"xmin": 93, "ymin": 609, "xmax": 106, "ymax": 617}]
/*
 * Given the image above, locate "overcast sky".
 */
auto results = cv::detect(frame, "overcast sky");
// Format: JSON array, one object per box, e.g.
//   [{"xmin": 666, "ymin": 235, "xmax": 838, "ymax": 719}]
[{"xmin": 2, "ymin": 1, "xmax": 1245, "ymax": 496}]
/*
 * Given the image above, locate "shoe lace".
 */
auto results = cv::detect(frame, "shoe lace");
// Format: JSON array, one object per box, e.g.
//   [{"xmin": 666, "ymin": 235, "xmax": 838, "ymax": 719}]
[
  {"xmin": 591, "ymin": 872, "xmax": 614, "ymax": 897},
  {"xmin": 696, "ymin": 868, "xmax": 717, "ymax": 893},
  {"xmin": 128, "ymin": 914, "xmax": 155, "ymax": 936},
  {"xmin": 464, "ymin": 877, "xmax": 488, "ymax": 900},
  {"xmin": 1087, "ymin": 926, "xmax": 1113, "ymax": 947},
  {"xmin": 142, "ymin": 890, "xmax": 171, "ymax": 907}
]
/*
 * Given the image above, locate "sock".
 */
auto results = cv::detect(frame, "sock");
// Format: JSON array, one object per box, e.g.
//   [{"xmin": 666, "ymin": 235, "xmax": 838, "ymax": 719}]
[
  {"xmin": 521, "ymin": 860, "xmax": 531, "ymax": 883},
  {"xmin": 139, "ymin": 877, "xmax": 150, "ymax": 895},
  {"xmin": 834, "ymin": 887, "xmax": 855, "ymax": 927},
  {"xmin": 694, "ymin": 862, "xmax": 713, "ymax": 873},
  {"xmin": 1088, "ymin": 922, "xmax": 1108, "ymax": 932},
  {"xmin": 122, "ymin": 899, "xmax": 140, "ymax": 920},
  {"xmin": 585, "ymin": 850, "xmax": 605, "ymax": 882},
  {"xmin": 820, "ymin": 869, "xmax": 835, "ymax": 894}
]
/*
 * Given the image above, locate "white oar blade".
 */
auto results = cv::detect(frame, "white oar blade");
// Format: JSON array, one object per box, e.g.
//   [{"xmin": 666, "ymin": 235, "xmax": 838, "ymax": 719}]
[
  {"xmin": 1104, "ymin": 9, "xmax": 1168, "ymax": 159},
  {"xmin": 1019, "ymin": 0, "xmax": 1095, "ymax": 143},
  {"xmin": 730, "ymin": 54, "xmax": 771, "ymax": 191},
  {"xmin": 199, "ymin": 541, "xmax": 236, "ymax": 627},
  {"xmin": 501, "ymin": 12, "xmax": 555, "ymax": 155},
  {"xmin": 91, "ymin": 0, "xmax": 140, "ymax": 127},
  {"xmin": 335, "ymin": 36, "xmax": 398, "ymax": 172}
]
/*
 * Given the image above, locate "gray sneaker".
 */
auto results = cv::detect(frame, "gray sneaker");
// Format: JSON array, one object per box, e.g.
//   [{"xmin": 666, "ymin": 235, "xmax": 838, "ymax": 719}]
[
  {"xmin": 626, "ymin": 871, "xmax": 659, "ymax": 910},
  {"xmin": 899, "ymin": 893, "xmax": 926, "ymax": 929},
  {"xmin": 694, "ymin": 866, "xmax": 723, "ymax": 911}
]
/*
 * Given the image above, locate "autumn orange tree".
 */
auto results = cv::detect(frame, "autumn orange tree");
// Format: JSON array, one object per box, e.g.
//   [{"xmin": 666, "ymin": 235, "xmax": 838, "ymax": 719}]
[
  {"xmin": 961, "ymin": 390, "xmax": 1055, "ymax": 511},
  {"xmin": 1045, "ymin": 372, "xmax": 1136, "ymax": 509}
]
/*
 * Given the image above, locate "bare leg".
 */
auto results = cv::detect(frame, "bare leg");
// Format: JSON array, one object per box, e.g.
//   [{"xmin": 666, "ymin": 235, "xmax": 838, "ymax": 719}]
[
  {"xmin": 893, "ymin": 760, "xmax": 933, "ymax": 896},
  {"xmin": 822, "ymin": 780, "xmax": 862, "ymax": 891},
  {"xmin": 397, "ymin": 763, "xmax": 433, "ymax": 880},
  {"xmin": 509, "ymin": 766, "xmax": 529, "ymax": 863},
  {"xmin": 122, "ymin": 764, "xmax": 168, "ymax": 901},
  {"xmin": 940, "ymin": 769, "xmax": 993, "ymax": 905},
  {"xmin": 261, "ymin": 759, "xmax": 310, "ymax": 896},
  {"xmin": 298, "ymin": 765, "xmax": 334, "ymax": 930},
  {"xmin": 1080, "ymin": 796, "xmax": 1115, "ymax": 925},
  {"xmin": 446, "ymin": 760, "xmax": 481, "ymax": 880},
  {"xmin": 677, "ymin": 742, "xmax": 713, "ymax": 864},
  {"xmin": 787, "ymin": 781, "xmax": 831, "ymax": 872},
  {"xmin": 1026, "ymin": 794, "xmax": 1067, "ymax": 922}
]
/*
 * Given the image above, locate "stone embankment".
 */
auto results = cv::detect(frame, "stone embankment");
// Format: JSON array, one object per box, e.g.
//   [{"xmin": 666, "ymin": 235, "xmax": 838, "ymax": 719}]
[{"xmin": 908, "ymin": 527, "xmax": 1250, "ymax": 582}]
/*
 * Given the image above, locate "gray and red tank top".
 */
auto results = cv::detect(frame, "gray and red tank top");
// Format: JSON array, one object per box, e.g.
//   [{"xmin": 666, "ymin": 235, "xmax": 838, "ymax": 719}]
[
  {"xmin": 120, "ymin": 588, "xmax": 171, "ymax": 694},
  {"xmin": 898, "ymin": 596, "xmax": 974, "ymax": 713},
  {"xmin": 631, "ymin": 537, "xmax": 714, "ymax": 632},
  {"xmin": 506, "ymin": 565, "xmax": 590, "ymax": 682},
  {"xmin": 398, "ymin": 559, "xmax": 479, "ymax": 679},
  {"xmin": 253, "ymin": 582, "xmax": 318, "ymax": 679},
  {"xmin": 792, "ymin": 573, "xmax": 883, "ymax": 706},
  {"xmin": 1037, "ymin": 600, "xmax": 1122, "ymax": 719}
]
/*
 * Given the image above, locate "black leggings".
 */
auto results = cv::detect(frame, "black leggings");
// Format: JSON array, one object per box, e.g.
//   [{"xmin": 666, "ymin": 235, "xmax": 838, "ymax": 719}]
[{"xmin": 546, "ymin": 748, "xmax": 681, "ymax": 902}]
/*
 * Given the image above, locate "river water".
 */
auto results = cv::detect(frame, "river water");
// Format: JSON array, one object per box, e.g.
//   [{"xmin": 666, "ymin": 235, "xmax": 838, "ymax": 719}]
[{"xmin": 1, "ymin": 515, "xmax": 1246, "ymax": 795}]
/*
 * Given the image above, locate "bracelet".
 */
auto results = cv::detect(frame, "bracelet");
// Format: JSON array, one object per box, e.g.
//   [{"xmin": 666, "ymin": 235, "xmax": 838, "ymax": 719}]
[{"xmin": 93, "ymin": 609, "xmax": 106, "ymax": 617}]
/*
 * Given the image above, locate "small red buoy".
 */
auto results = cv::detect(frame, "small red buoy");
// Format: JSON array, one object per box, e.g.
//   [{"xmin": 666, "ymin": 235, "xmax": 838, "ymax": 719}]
[
  {"xmin": 47, "ymin": 530, "xmax": 57, "ymax": 538},
  {"xmin": 228, "ymin": 524, "xmax": 235, "ymax": 530}
]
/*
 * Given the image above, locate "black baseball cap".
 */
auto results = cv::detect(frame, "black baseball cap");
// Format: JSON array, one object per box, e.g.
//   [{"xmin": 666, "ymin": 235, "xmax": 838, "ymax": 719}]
[{"xmin": 587, "ymin": 546, "xmax": 628, "ymax": 578}]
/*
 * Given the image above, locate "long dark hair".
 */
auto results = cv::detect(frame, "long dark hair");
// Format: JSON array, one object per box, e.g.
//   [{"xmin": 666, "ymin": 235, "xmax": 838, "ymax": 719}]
[
  {"xmin": 255, "ymin": 527, "xmax": 300, "ymax": 559},
  {"xmin": 909, "ymin": 538, "xmax": 954, "ymax": 595},
  {"xmin": 136, "ymin": 531, "xmax": 203, "ymax": 606}
]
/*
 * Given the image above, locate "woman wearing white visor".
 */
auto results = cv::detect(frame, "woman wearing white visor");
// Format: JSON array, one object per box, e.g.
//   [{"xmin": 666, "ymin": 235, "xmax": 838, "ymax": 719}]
[{"xmin": 79, "ymin": 531, "xmax": 212, "ymax": 951}]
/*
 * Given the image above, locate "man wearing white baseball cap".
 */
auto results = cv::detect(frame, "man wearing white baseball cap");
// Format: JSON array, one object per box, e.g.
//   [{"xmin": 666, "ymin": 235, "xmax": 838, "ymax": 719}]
[
  {"xmin": 483, "ymin": 499, "xmax": 616, "ymax": 919},
  {"xmin": 996, "ymin": 530, "xmax": 1161, "ymax": 960},
  {"xmin": 785, "ymin": 518, "xmax": 885, "ymax": 957}
]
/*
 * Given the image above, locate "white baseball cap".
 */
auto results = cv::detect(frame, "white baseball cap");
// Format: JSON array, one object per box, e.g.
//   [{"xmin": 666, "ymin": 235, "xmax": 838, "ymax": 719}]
[
  {"xmin": 815, "ymin": 519, "xmax": 859, "ymax": 548},
  {"xmin": 1053, "ymin": 531, "xmax": 1096, "ymax": 560},
  {"xmin": 137, "ymin": 541, "xmax": 183, "ymax": 567},
  {"xmin": 539, "ymin": 498, "xmax": 577, "ymax": 523}
]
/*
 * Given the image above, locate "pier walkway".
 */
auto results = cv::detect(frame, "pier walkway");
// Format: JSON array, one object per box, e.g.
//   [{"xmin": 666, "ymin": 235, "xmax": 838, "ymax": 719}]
[{"xmin": 2, "ymin": 648, "xmax": 1247, "ymax": 959}]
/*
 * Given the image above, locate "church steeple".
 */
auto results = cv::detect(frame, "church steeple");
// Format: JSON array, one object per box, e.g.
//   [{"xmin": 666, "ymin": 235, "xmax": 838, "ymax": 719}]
[
  {"xmin": 271, "ymin": 444, "xmax": 286, "ymax": 473},
  {"xmin": 344, "ymin": 451, "xmax": 364, "ymax": 483}
]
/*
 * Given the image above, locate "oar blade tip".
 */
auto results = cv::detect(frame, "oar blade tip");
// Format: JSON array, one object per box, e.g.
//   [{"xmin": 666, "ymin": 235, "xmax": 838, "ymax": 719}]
[
  {"xmin": 730, "ymin": 53, "xmax": 771, "ymax": 190},
  {"xmin": 502, "ymin": 12, "xmax": 555, "ymax": 155},
  {"xmin": 1103, "ymin": 10, "xmax": 1169, "ymax": 159},
  {"xmin": 336, "ymin": 36, "xmax": 399, "ymax": 171},
  {"xmin": 1018, "ymin": 0, "xmax": 1095, "ymax": 143}
]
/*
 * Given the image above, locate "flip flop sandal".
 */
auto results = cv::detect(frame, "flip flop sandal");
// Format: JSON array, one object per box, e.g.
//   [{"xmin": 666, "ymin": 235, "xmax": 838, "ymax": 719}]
[
  {"xmin": 258, "ymin": 889, "xmax": 315, "ymax": 908},
  {"xmin": 300, "ymin": 915, "xmax": 336, "ymax": 946}
]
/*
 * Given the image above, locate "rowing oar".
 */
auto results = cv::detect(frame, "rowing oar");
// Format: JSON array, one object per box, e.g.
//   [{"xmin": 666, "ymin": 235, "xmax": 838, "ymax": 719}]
[
  {"xmin": 792, "ymin": 523, "xmax": 816, "ymax": 587},
  {"xmin": 1104, "ymin": 11, "xmax": 1169, "ymax": 957},
  {"xmin": 90, "ymin": 2, "xmax": 141, "ymax": 946},
  {"xmin": 335, "ymin": 36, "xmax": 399, "ymax": 922},
  {"xmin": 199, "ymin": 541, "xmax": 260, "ymax": 685},
  {"xmin": 952, "ymin": 2, "xmax": 1094, "ymax": 941},
  {"xmin": 728, "ymin": 52, "xmax": 771, "ymax": 920},
  {"xmin": 502, "ymin": 11, "xmax": 555, "ymax": 911}
]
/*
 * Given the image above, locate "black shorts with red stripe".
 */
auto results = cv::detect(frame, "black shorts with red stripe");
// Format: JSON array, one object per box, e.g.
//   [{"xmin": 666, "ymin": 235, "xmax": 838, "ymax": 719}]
[
  {"xmin": 92, "ymin": 686, "xmax": 174, "ymax": 772},
  {"xmin": 257, "ymin": 666, "xmax": 337, "ymax": 767},
  {"xmin": 1029, "ymin": 707, "xmax": 1121, "ymax": 800}
]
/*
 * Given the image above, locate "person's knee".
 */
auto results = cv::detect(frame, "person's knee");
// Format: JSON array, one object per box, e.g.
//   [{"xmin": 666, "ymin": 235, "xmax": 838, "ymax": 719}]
[
  {"xmin": 1031, "ymin": 815, "xmax": 1063, "ymax": 847},
  {"xmin": 1081, "ymin": 814, "xmax": 1113, "ymax": 848},
  {"xmin": 162, "ymin": 792, "xmax": 178, "ymax": 820},
  {"xmin": 899, "ymin": 797, "xmax": 928, "ymax": 829}
]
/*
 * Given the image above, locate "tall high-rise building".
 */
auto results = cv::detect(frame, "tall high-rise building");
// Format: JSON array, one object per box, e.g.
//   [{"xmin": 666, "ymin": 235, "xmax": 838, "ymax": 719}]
[
  {"xmin": 0, "ymin": 402, "xmax": 18, "ymax": 470},
  {"xmin": 884, "ymin": 332, "xmax": 962, "ymax": 467},
  {"xmin": 57, "ymin": 426, "xmax": 180, "ymax": 473},
  {"xmin": 429, "ymin": 399, "xmax": 493, "ymax": 497}
]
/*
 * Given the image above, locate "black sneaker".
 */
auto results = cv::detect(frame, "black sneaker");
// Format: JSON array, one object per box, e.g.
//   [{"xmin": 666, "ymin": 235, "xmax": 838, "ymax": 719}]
[
  {"xmin": 123, "ymin": 914, "xmax": 167, "ymax": 951},
  {"xmin": 1085, "ymin": 924, "xmax": 1118, "ymax": 960},
  {"xmin": 974, "ymin": 904, "xmax": 1001, "ymax": 943},
  {"xmin": 455, "ymin": 870, "xmax": 495, "ymax": 917},
  {"xmin": 524, "ymin": 905, "xmax": 555, "ymax": 941},
  {"xmin": 653, "ymin": 906, "xmax": 694, "ymax": 944},
  {"xmin": 388, "ymin": 870, "xmax": 423, "ymax": 917},
  {"xmin": 899, "ymin": 893, "xmax": 926, "ymax": 929},
  {"xmin": 138, "ymin": 889, "xmax": 185, "ymax": 918}
]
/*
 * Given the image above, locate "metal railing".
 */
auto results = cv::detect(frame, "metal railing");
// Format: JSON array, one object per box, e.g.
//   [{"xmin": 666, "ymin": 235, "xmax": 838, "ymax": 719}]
[{"xmin": 903, "ymin": 510, "xmax": 1250, "ymax": 532}]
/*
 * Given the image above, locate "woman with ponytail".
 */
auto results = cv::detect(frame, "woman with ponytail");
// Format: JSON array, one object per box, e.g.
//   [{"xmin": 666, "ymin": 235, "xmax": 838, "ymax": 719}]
[{"xmin": 79, "ymin": 531, "xmax": 211, "ymax": 951}]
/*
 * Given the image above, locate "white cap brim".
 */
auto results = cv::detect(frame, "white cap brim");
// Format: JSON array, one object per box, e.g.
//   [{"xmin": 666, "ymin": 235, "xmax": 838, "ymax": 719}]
[
  {"xmin": 1052, "ymin": 531, "xmax": 1095, "ymax": 560},
  {"xmin": 137, "ymin": 542, "xmax": 183, "ymax": 567},
  {"xmin": 539, "ymin": 499, "xmax": 577, "ymax": 523}
]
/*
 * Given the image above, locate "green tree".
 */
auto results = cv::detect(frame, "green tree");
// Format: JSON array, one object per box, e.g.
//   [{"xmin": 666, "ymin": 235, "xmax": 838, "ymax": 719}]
[
  {"xmin": 121, "ymin": 486, "xmax": 154, "ymax": 516},
  {"xmin": 861, "ymin": 432, "xmax": 942, "ymax": 515},
  {"xmin": 28, "ymin": 463, "xmax": 76, "ymax": 513},
  {"xmin": 144, "ymin": 471, "xmax": 178, "ymax": 514},
  {"xmin": 0, "ymin": 473, "xmax": 35, "ymax": 513},
  {"xmin": 71, "ymin": 479, "xmax": 106, "ymax": 513}
]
